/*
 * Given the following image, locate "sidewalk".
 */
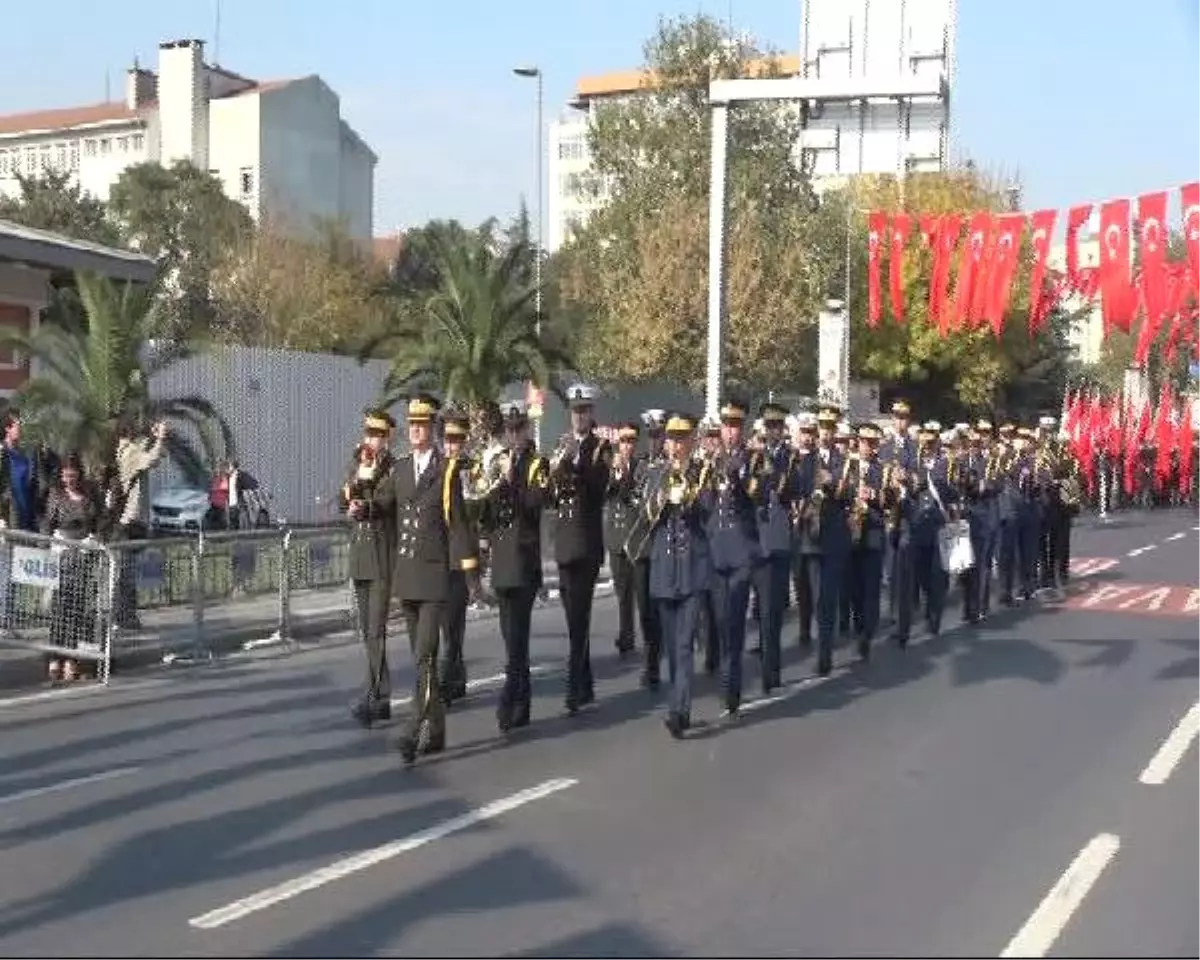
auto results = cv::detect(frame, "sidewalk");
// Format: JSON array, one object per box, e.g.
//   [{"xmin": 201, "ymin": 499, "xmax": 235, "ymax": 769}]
[{"xmin": 0, "ymin": 562, "xmax": 611, "ymax": 693}]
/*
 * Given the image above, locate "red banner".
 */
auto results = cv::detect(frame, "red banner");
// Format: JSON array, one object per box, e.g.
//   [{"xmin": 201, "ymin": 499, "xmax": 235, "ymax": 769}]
[
  {"xmin": 888, "ymin": 213, "xmax": 912, "ymax": 323},
  {"xmin": 1097, "ymin": 199, "xmax": 1134, "ymax": 334},
  {"xmin": 1027, "ymin": 209, "xmax": 1057, "ymax": 334},
  {"xmin": 866, "ymin": 211, "xmax": 887, "ymax": 327}
]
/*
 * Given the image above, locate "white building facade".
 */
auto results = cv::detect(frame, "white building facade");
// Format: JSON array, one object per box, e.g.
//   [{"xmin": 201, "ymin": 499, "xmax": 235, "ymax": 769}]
[
  {"xmin": 0, "ymin": 39, "xmax": 376, "ymax": 240},
  {"xmin": 547, "ymin": 0, "xmax": 956, "ymax": 252}
]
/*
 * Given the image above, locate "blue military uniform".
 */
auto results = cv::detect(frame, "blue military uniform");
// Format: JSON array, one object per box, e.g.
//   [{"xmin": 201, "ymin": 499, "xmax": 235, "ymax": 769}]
[
  {"xmin": 645, "ymin": 413, "xmax": 714, "ymax": 739},
  {"xmin": 705, "ymin": 401, "xmax": 759, "ymax": 716},
  {"xmin": 845, "ymin": 424, "xmax": 887, "ymax": 659},
  {"xmin": 750, "ymin": 402, "xmax": 800, "ymax": 691},
  {"xmin": 959, "ymin": 421, "xmax": 1002, "ymax": 622}
]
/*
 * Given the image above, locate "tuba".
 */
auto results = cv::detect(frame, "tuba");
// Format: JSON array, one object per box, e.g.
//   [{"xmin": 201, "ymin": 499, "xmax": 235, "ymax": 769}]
[
  {"xmin": 847, "ymin": 457, "xmax": 870, "ymax": 544},
  {"xmin": 624, "ymin": 455, "xmax": 710, "ymax": 560},
  {"xmin": 463, "ymin": 437, "xmax": 511, "ymax": 502}
]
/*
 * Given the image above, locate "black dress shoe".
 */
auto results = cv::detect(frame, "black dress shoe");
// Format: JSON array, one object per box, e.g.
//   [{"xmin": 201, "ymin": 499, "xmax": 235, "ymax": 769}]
[
  {"xmin": 816, "ymin": 658, "xmax": 833, "ymax": 677},
  {"xmin": 351, "ymin": 699, "xmax": 390, "ymax": 728},
  {"xmin": 856, "ymin": 640, "xmax": 871, "ymax": 662},
  {"xmin": 439, "ymin": 682, "xmax": 467, "ymax": 707},
  {"xmin": 640, "ymin": 671, "xmax": 660, "ymax": 691},
  {"xmin": 396, "ymin": 735, "xmax": 418, "ymax": 765},
  {"xmin": 663, "ymin": 713, "xmax": 689, "ymax": 740}
]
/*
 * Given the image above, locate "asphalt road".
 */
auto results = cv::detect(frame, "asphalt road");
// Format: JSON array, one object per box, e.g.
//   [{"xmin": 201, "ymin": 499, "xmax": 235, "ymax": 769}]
[{"xmin": 0, "ymin": 509, "xmax": 1196, "ymax": 958}]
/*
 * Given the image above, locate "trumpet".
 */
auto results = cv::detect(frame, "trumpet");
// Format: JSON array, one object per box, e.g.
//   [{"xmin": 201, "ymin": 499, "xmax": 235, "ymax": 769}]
[{"xmin": 550, "ymin": 433, "xmax": 576, "ymax": 474}]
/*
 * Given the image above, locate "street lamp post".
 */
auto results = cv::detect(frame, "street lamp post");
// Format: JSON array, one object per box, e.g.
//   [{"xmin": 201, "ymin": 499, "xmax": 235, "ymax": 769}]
[{"xmin": 513, "ymin": 65, "xmax": 544, "ymax": 448}]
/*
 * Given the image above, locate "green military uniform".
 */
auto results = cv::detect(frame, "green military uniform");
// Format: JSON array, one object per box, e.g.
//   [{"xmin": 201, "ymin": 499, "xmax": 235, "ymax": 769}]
[
  {"xmin": 603, "ymin": 421, "xmax": 642, "ymax": 657},
  {"xmin": 341, "ymin": 410, "xmax": 397, "ymax": 728}
]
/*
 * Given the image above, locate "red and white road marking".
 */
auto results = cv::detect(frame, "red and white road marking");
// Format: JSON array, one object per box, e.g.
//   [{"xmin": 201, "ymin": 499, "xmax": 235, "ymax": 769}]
[
  {"xmin": 1068, "ymin": 557, "xmax": 1119, "ymax": 578},
  {"xmin": 1065, "ymin": 582, "xmax": 1198, "ymax": 617}
]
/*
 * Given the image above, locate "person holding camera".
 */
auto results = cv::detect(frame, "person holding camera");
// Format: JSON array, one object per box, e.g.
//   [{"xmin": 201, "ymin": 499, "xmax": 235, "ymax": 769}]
[{"xmin": 112, "ymin": 418, "xmax": 167, "ymax": 630}]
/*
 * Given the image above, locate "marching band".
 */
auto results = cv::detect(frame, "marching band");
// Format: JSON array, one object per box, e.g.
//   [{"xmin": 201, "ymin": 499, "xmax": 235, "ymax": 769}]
[{"xmin": 342, "ymin": 388, "xmax": 1096, "ymax": 763}]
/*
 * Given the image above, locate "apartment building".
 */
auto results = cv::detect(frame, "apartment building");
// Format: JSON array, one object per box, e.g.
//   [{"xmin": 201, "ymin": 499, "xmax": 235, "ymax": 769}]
[
  {"xmin": 0, "ymin": 39, "xmax": 376, "ymax": 240},
  {"xmin": 548, "ymin": 0, "xmax": 956, "ymax": 251}
]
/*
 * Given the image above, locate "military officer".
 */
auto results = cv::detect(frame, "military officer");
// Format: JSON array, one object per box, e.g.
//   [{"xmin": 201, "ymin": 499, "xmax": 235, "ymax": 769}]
[
  {"xmin": 791, "ymin": 411, "xmax": 820, "ymax": 649},
  {"xmin": 880, "ymin": 400, "xmax": 917, "ymax": 619},
  {"xmin": 1012, "ymin": 427, "xmax": 1042, "ymax": 601},
  {"xmin": 905, "ymin": 422, "xmax": 957, "ymax": 639},
  {"xmin": 957, "ymin": 421, "xmax": 1000, "ymax": 622},
  {"xmin": 438, "ymin": 408, "xmax": 474, "ymax": 705},
  {"xmin": 846, "ymin": 423, "xmax": 886, "ymax": 659},
  {"xmin": 706, "ymin": 399, "xmax": 759, "ymax": 718},
  {"xmin": 694, "ymin": 416, "xmax": 723, "ymax": 675},
  {"xmin": 548, "ymin": 383, "xmax": 611, "ymax": 715},
  {"xmin": 367, "ymin": 394, "xmax": 477, "ymax": 765},
  {"xmin": 644, "ymin": 412, "xmax": 713, "ymax": 738},
  {"xmin": 628, "ymin": 409, "xmax": 667, "ymax": 688},
  {"xmin": 807, "ymin": 405, "xmax": 850, "ymax": 674},
  {"xmin": 750, "ymin": 401, "xmax": 800, "ymax": 690},
  {"xmin": 340, "ymin": 408, "xmax": 397, "ymax": 728},
  {"xmin": 604, "ymin": 421, "xmax": 642, "ymax": 658},
  {"xmin": 480, "ymin": 401, "xmax": 547, "ymax": 733},
  {"xmin": 1035, "ymin": 416, "xmax": 1069, "ymax": 592}
]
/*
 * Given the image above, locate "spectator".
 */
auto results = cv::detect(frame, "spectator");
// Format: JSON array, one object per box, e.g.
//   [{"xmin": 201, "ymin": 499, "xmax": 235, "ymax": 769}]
[
  {"xmin": 210, "ymin": 460, "xmax": 231, "ymax": 529},
  {"xmin": 227, "ymin": 460, "xmax": 258, "ymax": 530},
  {"xmin": 112, "ymin": 418, "xmax": 168, "ymax": 630},
  {"xmin": 0, "ymin": 410, "xmax": 53, "ymax": 631},
  {"xmin": 41, "ymin": 453, "xmax": 103, "ymax": 683}
]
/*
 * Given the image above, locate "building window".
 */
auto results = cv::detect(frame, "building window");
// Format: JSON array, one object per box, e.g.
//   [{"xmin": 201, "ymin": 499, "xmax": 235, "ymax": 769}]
[
  {"xmin": 131, "ymin": 133, "xmax": 144, "ymax": 152},
  {"xmin": 83, "ymin": 139, "xmax": 97, "ymax": 157},
  {"xmin": 0, "ymin": 151, "xmax": 8, "ymax": 178},
  {"xmin": 24, "ymin": 148, "xmax": 36, "ymax": 173},
  {"xmin": 55, "ymin": 143, "xmax": 67, "ymax": 169},
  {"xmin": 38, "ymin": 145, "xmax": 51, "ymax": 171},
  {"xmin": 239, "ymin": 167, "xmax": 254, "ymax": 198},
  {"xmin": 68, "ymin": 141, "xmax": 79, "ymax": 169},
  {"xmin": 99, "ymin": 138, "xmax": 111, "ymax": 155},
  {"xmin": 558, "ymin": 137, "xmax": 585, "ymax": 162}
]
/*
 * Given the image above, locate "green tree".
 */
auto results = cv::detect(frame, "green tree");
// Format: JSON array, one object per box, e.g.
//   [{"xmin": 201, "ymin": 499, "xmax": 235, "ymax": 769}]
[
  {"xmin": 0, "ymin": 170, "xmax": 122, "ymax": 246},
  {"xmin": 0, "ymin": 272, "xmax": 233, "ymax": 482},
  {"xmin": 366, "ymin": 230, "xmax": 573, "ymax": 432},
  {"xmin": 108, "ymin": 160, "xmax": 253, "ymax": 334},
  {"xmin": 559, "ymin": 14, "xmax": 822, "ymax": 393}
]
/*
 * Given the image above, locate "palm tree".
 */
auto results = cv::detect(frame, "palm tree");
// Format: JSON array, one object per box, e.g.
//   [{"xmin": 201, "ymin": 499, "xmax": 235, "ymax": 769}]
[
  {"xmin": 366, "ymin": 230, "xmax": 573, "ymax": 437},
  {"xmin": 0, "ymin": 271, "xmax": 233, "ymax": 483}
]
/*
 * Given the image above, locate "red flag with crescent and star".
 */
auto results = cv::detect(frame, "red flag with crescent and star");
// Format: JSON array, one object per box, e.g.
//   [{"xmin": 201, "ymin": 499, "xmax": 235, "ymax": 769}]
[
  {"xmin": 1027, "ymin": 209, "xmax": 1058, "ymax": 334},
  {"xmin": 888, "ymin": 213, "xmax": 913, "ymax": 323},
  {"xmin": 1097, "ymin": 199, "xmax": 1135, "ymax": 334},
  {"xmin": 984, "ymin": 213, "xmax": 1025, "ymax": 335},
  {"xmin": 1182, "ymin": 182, "xmax": 1200, "ymax": 288},
  {"xmin": 1136, "ymin": 191, "xmax": 1168, "ymax": 336},
  {"xmin": 867, "ymin": 211, "xmax": 887, "ymax": 327},
  {"xmin": 951, "ymin": 212, "xmax": 993, "ymax": 330},
  {"xmin": 929, "ymin": 213, "xmax": 960, "ymax": 335},
  {"xmin": 1065, "ymin": 204, "xmax": 1093, "ymax": 291}
]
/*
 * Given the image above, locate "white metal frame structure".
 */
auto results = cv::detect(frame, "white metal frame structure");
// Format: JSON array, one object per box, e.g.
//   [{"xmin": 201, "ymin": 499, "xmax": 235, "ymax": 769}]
[{"xmin": 704, "ymin": 72, "xmax": 947, "ymax": 418}]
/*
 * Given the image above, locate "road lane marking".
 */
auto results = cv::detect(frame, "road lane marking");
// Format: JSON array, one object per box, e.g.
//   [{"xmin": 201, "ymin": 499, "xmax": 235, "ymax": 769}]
[
  {"xmin": 1000, "ymin": 833, "xmax": 1121, "ymax": 958},
  {"xmin": 0, "ymin": 678, "xmax": 169, "ymax": 711},
  {"xmin": 1139, "ymin": 702, "xmax": 1200, "ymax": 786},
  {"xmin": 1165, "ymin": 532, "xmax": 1186, "ymax": 542},
  {"xmin": 0, "ymin": 766, "xmax": 142, "ymax": 808},
  {"xmin": 388, "ymin": 663, "xmax": 557, "ymax": 709},
  {"xmin": 188, "ymin": 777, "xmax": 579, "ymax": 930},
  {"xmin": 1126, "ymin": 545, "xmax": 1156, "ymax": 557}
]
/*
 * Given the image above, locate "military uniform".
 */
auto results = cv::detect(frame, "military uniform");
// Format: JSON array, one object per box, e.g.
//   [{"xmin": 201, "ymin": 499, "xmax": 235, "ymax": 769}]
[
  {"xmin": 549, "ymin": 384, "xmax": 611, "ymax": 714},
  {"xmin": 845, "ymin": 425, "xmax": 886, "ymax": 659},
  {"xmin": 958, "ymin": 422, "xmax": 1002, "ymax": 622},
  {"xmin": 604, "ymin": 422, "xmax": 642, "ymax": 657},
  {"xmin": 439, "ymin": 410, "xmax": 474, "ymax": 705},
  {"xmin": 879, "ymin": 401, "xmax": 917, "ymax": 624},
  {"xmin": 340, "ymin": 410, "xmax": 397, "ymax": 727},
  {"xmin": 627, "ymin": 412, "xmax": 667, "ymax": 688},
  {"xmin": 482, "ymin": 402, "xmax": 547, "ymax": 733},
  {"xmin": 644, "ymin": 413, "xmax": 713, "ymax": 738},
  {"xmin": 899, "ymin": 423, "xmax": 956, "ymax": 641},
  {"xmin": 705, "ymin": 401, "xmax": 759, "ymax": 716},
  {"xmin": 373, "ymin": 394, "xmax": 478, "ymax": 765}
]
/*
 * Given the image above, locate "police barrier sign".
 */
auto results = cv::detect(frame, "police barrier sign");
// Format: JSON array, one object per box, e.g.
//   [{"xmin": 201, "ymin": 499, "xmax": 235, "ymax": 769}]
[{"xmin": 11, "ymin": 545, "xmax": 61, "ymax": 589}]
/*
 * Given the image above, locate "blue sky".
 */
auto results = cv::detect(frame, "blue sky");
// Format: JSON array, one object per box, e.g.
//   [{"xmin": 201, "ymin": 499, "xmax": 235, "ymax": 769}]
[{"xmin": 2, "ymin": 0, "xmax": 1197, "ymax": 235}]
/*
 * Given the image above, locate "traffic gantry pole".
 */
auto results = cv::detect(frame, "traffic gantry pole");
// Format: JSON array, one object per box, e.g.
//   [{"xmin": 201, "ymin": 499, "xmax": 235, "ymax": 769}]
[{"xmin": 705, "ymin": 101, "xmax": 730, "ymax": 422}]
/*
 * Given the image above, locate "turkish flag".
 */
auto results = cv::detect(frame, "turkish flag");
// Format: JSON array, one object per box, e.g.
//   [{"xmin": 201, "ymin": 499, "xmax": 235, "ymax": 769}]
[
  {"xmin": 1182, "ymin": 182, "xmax": 1200, "ymax": 284},
  {"xmin": 1098, "ymin": 199, "xmax": 1135, "ymax": 334},
  {"xmin": 984, "ymin": 213, "xmax": 1025, "ymax": 335},
  {"xmin": 867, "ymin": 211, "xmax": 887, "ymax": 327},
  {"xmin": 1136, "ymin": 191, "xmax": 1168, "ymax": 333},
  {"xmin": 1027, "ymin": 209, "xmax": 1058, "ymax": 334},
  {"xmin": 952, "ymin": 212, "xmax": 993, "ymax": 330},
  {"xmin": 889, "ymin": 213, "xmax": 913, "ymax": 323},
  {"xmin": 1066, "ymin": 204, "xmax": 1092, "ymax": 291},
  {"xmin": 918, "ymin": 215, "xmax": 937, "ymax": 248},
  {"xmin": 929, "ymin": 214, "xmax": 961, "ymax": 335}
]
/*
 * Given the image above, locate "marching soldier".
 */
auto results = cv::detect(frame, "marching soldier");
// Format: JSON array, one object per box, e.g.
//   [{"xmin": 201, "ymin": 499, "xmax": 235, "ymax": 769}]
[
  {"xmin": 1036, "ymin": 416, "xmax": 1074, "ymax": 592},
  {"xmin": 643, "ymin": 412, "xmax": 714, "ymax": 738},
  {"xmin": 904, "ymin": 422, "xmax": 957, "ymax": 640},
  {"xmin": 880, "ymin": 400, "xmax": 917, "ymax": 621},
  {"xmin": 366, "ymin": 394, "xmax": 478, "ymax": 765},
  {"xmin": 340, "ymin": 409, "xmax": 397, "ymax": 728},
  {"xmin": 1012, "ymin": 427, "xmax": 1042, "ymax": 601},
  {"xmin": 996, "ymin": 422, "xmax": 1023, "ymax": 605},
  {"xmin": 604, "ymin": 422, "xmax": 642, "ymax": 658},
  {"xmin": 846, "ymin": 423, "xmax": 886, "ymax": 660},
  {"xmin": 548, "ymin": 383, "xmax": 611, "ymax": 715},
  {"xmin": 628, "ymin": 409, "xmax": 667, "ymax": 688},
  {"xmin": 693, "ymin": 416, "xmax": 723, "ymax": 675},
  {"xmin": 957, "ymin": 421, "xmax": 999, "ymax": 623},
  {"xmin": 480, "ymin": 401, "xmax": 547, "ymax": 733},
  {"xmin": 804, "ymin": 404, "xmax": 850, "ymax": 675},
  {"xmin": 751, "ymin": 401, "xmax": 800, "ymax": 690},
  {"xmin": 439, "ymin": 408, "xmax": 474, "ymax": 705},
  {"xmin": 706, "ymin": 399, "xmax": 759, "ymax": 718}
]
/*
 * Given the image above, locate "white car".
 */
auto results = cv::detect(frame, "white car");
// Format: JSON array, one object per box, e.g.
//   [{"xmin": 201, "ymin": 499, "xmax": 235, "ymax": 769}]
[{"xmin": 149, "ymin": 486, "xmax": 216, "ymax": 533}]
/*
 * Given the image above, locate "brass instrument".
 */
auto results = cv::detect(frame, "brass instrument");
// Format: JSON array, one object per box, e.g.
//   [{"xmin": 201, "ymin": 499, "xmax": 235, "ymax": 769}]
[
  {"xmin": 550, "ymin": 433, "xmax": 575, "ymax": 474},
  {"xmin": 882, "ymin": 462, "xmax": 905, "ymax": 532},
  {"xmin": 624, "ymin": 455, "xmax": 711, "ymax": 559},
  {"xmin": 462, "ymin": 438, "xmax": 511, "ymax": 502},
  {"xmin": 343, "ymin": 446, "xmax": 385, "ymax": 506}
]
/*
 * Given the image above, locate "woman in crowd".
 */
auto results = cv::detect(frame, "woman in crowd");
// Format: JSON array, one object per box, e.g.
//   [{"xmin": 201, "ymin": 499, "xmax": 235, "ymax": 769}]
[{"xmin": 40, "ymin": 453, "xmax": 104, "ymax": 684}]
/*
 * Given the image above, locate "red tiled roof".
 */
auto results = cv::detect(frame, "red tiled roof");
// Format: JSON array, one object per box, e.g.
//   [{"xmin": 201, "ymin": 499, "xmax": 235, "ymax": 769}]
[
  {"xmin": 0, "ymin": 101, "xmax": 141, "ymax": 137},
  {"xmin": 372, "ymin": 233, "xmax": 404, "ymax": 266}
]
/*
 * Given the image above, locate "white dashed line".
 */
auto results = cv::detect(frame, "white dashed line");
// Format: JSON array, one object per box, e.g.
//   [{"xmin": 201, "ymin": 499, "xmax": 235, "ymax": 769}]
[
  {"xmin": 1126, "ymin": 545, "xmax": 1156, "ymax": 557},
  {"xmin": 1000, "ymin": 833, "xmax": 1122, "ymax": 958},
  {"xmin": 188, "ymin": 777, "xmax": 579, "ymax": 929},
  {"xmin": 389, "ymin": 663, "xmax": 557, "ymax": 709},
  {"xmin": 1165, "ymin": 532, "xmax": 1186, "ymax": 542},
  {"xmin": 0, "ymin": 766, "xmax": 142, "ymax": 807},
  {"xmin": 1139, "ymin": 702, "xmax": 1200, "ymax": 786}
]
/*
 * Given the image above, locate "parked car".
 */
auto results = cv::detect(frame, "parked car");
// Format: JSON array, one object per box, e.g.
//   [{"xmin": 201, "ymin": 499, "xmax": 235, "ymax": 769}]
[{"xmin": 150, "ymin": 486, "xmax": 273, "ymax": 533}]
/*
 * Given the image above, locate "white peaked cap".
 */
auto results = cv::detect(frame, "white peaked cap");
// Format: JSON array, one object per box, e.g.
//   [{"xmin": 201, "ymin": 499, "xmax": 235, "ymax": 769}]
[
  {"xmin": 797, "ymin": 412, "xmax": 818, "ymax": 429},
  {"xmin": 940, "ymin": 430, "xmax": 956, "ymax": 444},
  {"xmin": 923, "ymin": 420, "xmax": 942, "ymax": 433},
  {"xmin": 836, "ymin": 420, "xmax": 851, "ymax": 435},
  {"xmin": 567, "ymin": 383, "xmax": 598, "ymax": 403},
  {"xmin": 954, "ymin": 422, "xmax": 970, "ymax": 433},
  {"xmin": 641, "ymin": 408, "xmax": 666, "ymax": 426},
  {"xmin": 1038, "ymin": 415, "xmax": 1057, "ymax": 428}
]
